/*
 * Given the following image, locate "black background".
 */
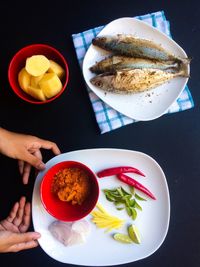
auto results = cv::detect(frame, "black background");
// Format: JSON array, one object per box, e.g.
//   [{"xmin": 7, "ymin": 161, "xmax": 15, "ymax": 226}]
[{"xmin": 0, "ymin": 1, "xmax": 200, "ymax": 266}]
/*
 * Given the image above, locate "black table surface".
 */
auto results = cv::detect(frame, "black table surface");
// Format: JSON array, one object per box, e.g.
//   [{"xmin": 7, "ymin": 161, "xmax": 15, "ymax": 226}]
[{"xmin": 0, "ymin": 1, "xmax": 200, "ymax": 266}]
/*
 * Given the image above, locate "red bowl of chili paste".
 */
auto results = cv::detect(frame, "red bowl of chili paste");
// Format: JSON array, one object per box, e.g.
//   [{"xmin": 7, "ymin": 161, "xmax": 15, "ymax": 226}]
[{"xmin": 40, "ymin": 161, "xmax": 99, "ymax": 221}]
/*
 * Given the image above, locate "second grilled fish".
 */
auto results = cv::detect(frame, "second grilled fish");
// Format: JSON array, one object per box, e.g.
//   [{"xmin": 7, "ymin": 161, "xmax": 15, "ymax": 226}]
[
  {"xmin": 90, "ymin": 56, "xmax": 179, "ymax": 74},
  {"xmin": 90, "ymin": 68, "xmax": 188, "ymax": 93}
]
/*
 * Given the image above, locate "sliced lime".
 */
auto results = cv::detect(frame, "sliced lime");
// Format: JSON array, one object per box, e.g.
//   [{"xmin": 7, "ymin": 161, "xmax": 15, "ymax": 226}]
[
  {"xmin": 113, "ymin": 233, "xmax": 132, "ymax": 244},
  {"xmin": 128, "ymin": 224, "xmax": 141, "ymax": 244}
]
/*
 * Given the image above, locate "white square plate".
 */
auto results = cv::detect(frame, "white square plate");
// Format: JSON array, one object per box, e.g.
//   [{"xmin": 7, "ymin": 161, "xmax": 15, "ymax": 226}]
[
  {"xmin": 82, "ymin": 17, "xmax": 189, "ymax": 121},
  {"xmin": 32, "ymin": 148, "xmax": 170, "ymax": 266}
]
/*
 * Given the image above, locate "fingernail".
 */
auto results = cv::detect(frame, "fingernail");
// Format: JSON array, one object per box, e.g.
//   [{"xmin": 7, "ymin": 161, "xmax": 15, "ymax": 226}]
[
  {"xmin": 37, "ymin": 163, "xmax": 45, "ymax": 170},
  {"xmin": 34, "ymin": 233, "xmax": 41, "ymax": 238}
]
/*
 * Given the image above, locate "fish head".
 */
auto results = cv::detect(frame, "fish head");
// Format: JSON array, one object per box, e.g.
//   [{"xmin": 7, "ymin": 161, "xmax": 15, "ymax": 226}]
[
  {"xmin": 92, "ymin": 37, "xmax": 108, "ymax": 47},
  {"xmin": 92, "ymin": 36, "xmax": 118, "ymax": 51},
  {"xmin": 90, "ymin": 73, "xmax": 114, "ymax": 91}
]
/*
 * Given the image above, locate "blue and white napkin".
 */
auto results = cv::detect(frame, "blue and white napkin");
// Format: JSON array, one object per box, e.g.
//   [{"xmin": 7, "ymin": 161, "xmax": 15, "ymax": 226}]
[{"xmin": 72, "ymin": 11, "xmax": 194, "ymax": 134}]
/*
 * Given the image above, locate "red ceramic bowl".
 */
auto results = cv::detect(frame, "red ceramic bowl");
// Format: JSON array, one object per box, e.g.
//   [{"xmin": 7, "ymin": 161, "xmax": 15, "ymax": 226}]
[
  {"xmin": 8, "ymin": 44, "xmax": 69, "ymax": 104},
  {"xmin": 40, "ymin": 161, "xmax": 99, "ymax": 221}
]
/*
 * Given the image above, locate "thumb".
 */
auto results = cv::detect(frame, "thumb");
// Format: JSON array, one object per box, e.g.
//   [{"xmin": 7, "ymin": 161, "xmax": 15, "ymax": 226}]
[
  {"xmin": 10, "ymin": 232, "xmax": 41, "ymax": 245},
  {"xmin": 23, "ymin": 151, "xmax": 45, "ymax": 171},
  {"xmin": 7, "ymin": 232, "xmax": 41, "ymax": 252}
]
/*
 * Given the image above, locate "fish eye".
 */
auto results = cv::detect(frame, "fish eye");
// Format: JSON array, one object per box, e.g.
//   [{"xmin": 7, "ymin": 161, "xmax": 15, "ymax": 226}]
[{"xmin": 96, "ymin": 81, "xmax": 102, "ymax": 87}]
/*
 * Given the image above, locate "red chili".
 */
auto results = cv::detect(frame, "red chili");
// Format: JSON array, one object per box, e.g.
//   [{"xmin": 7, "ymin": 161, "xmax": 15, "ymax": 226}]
[
  {"xmin": 117, "ymin": 173, "xmax": 156, "ymax": 200},
  {"xmin": 97, "ymin": 166, "xmax": 145, "ymax": 178}
]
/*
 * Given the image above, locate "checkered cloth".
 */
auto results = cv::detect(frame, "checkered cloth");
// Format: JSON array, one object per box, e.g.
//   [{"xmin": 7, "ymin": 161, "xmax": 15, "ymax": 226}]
[{"xmin": 72, "ymin": 11, "xmax": 194, "ymax": 134}]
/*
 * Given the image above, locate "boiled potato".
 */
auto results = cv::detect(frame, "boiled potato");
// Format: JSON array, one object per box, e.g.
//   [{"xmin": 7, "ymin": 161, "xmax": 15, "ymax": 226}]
[
  {"xmin": 39, "ymin": 73, "xmax": 62, "ymax": 98},
  {"xmin": 30, "ymin": 75, "xmax": 43, "ymax": 87},
  {"xmin": 18, "ymin": 55, "xmax": 64, "ymax": 101},
  {"xmin": 48, "ymin": 60, "xmax": 65, "ymax": 79},
  {"xmin": 18, "ymin": 68, "xmax": 31, "ymax": 93},
  {"xmin": 25, "ymin": 55, "xmax": 50, "ymax": 76},
  {"xmin": 27, "ymin": 86, "xmax": 46, "ymax": 101}
]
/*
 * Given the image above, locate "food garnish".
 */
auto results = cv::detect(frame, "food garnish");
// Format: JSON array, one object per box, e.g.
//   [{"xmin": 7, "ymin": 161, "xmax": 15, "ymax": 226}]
[
  {"xmin": 91, "ymin": 203, "xmax": 124, "ymax": 232},
  {"xmin": 51, "ymin": 167, "xmax": 91, "ymax": 205},
  {"xmin": 103, "ymin": 186, "xmax": 146, "ymax": 220},
  {"xmin": 117, "ymin": 173, "xmax": 156, "ymax": 200},
  {"xmin": 114, "ymin": 224, "xmax": 141, "ymax": 244},
  {"xmin": 113, "ymin": 233, "xmax": 132, "ymax": 244},
  {"xmin": 97, "ymin": 166, "xmax": 145, "ymax": 178},
  {"xmin": 128, "ymin": 224, "xmax": 141, "ymax": 244}
]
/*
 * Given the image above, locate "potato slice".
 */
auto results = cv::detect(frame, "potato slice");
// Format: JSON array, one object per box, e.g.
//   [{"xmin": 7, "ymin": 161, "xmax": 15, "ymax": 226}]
[
  {"xmin": 25, "ymin": 55, "xmax": 50, "ymax": 76},
  {"xmin": 39, "ymin": 73, "xmax": 62, "ymax": 98},
  {"xmin": 30, "ymin": 75, "xmax": 43, "ymax": 87},
  {"xmin": 18, "ymin": 68, "xmax": 31, "ymax": 93},
  {"xmin": 27, "ymin": 86, "xmax": 46, "ymax": 101},
  {"xmin": 48, "ymin": 60, "xmax": 65, "ymax": 79}
]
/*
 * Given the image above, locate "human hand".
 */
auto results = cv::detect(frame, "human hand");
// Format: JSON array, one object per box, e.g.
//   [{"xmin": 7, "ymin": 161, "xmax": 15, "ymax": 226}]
[
  {"xmin": 0, "ymin": 128, "xmax": 61, "ymax": 184},
  {"xmin": 0, "ymin": 197, "xmax": 41, "ymax": 253}
]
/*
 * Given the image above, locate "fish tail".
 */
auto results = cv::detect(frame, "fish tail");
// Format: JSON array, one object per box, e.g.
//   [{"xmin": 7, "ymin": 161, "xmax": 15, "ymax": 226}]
[
  {"xmin": 178, "ymin": 60, "xmax": 190, "ymax": 77},
  {"xmin": 179, "ymin": 57, "xmax": 191, "ymax": 65}
]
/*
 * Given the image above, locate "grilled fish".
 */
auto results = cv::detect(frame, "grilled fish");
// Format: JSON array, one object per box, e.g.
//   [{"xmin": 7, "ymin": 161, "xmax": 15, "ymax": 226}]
[
  {"xmin": 92, "ymin": 35, "xmax": 189, "ymax": 62},
  {"xmin": 90, "ymin": 56, "xmax": 179, "ymax": 74},
  {"xmin": 90, "ymin": 68, "xmax": 188, "ymax": 93}
]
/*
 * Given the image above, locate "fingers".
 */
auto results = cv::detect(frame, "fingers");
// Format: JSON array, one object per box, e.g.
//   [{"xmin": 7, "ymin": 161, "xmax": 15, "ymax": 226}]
[
  {"xmin": 19, "ymin": 203, "xmax": 31, "ymax": 233},
  {"xmin": 21, "ymin": 163, "xmax": 31, "ymax": 185},
  {"xmin": 6, "ymin": 232, "xmax": 41, "ymax": 253},
  {"xmin": 9, "ymin": 240, "xmax": 39, "ymax": 252},
  {"xmin": 20, "ymin": 150, "xmax": 42, "ymax": 184},
  {"xmin": 7, "ymin": 202, "xmax": 20, "ymax": 223},
  {"xmin": 37, "ymin": 139, "xmax": 61, "ymax": 155},
  {"xmin": 22, "ymin": 152, "xmax": 45, "ymax": 171},
  {"xmin": 0, "ymin": 198, "xmax": 31, "ymax": 234},
  {"xmin": 18, "ymin": 139, "xmax": 60, "ymax": 177},
  {"xmin": 18, "ymin": 160, "xmax": 24, "ymax": 175},
  {"xmin": 33, "ymin": 150, "xmax": 42, "ymax": 178},
  {"xmin": 34, "ymin": 149, "xmax": 43, "ymax": 161},
  {"xmin": 0, "ymin": 200, "xmax": 21, "ymax": 233},
  {"xmin": 12, "ymin": 197, "xmax": 31, "ymax": 232},
  {"xmin": 13, "ymin": 232, "xmax": 41, "ymax": 244},
  {"xmin": 13, "ymin": 197, "xmax": 26, "ymax": 226}
]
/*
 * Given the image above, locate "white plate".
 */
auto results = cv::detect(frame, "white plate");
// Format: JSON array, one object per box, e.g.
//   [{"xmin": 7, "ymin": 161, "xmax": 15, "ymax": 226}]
[
  {"xmin": 32, "ymin": 148, "xmax": 170, "ymax": 266},
  {"xmin": 82, "ymin": 17, "xmax": 189, "ymax": 121}
]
